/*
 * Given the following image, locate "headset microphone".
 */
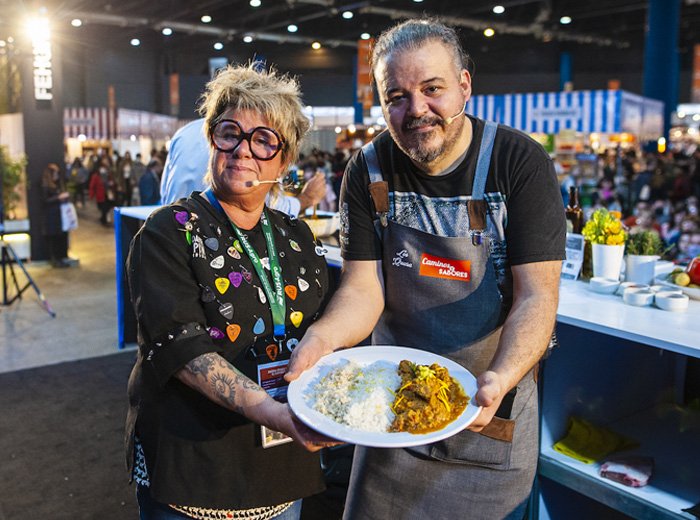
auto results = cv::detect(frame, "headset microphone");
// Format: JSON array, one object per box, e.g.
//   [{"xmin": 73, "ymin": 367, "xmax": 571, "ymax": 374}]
[
  {"xmin": 244, "ymin": 179, "xmax": 283, "ymax": 187},
  {"xmin": 444, "ymin": 107, "xmax": 466, "ymax": 125}
]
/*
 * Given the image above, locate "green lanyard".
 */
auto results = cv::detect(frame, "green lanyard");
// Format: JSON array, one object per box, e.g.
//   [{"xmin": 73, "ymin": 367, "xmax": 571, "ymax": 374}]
[{"xmin": 229, "ymin": 210, "xmax": 286, "ymax": 339}]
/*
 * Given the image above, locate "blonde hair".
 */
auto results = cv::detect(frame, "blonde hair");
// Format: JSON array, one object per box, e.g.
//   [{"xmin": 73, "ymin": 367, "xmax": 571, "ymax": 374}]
[{"xmin": 199, "ymin": 63, "xmax": 310, "ymax": 174}]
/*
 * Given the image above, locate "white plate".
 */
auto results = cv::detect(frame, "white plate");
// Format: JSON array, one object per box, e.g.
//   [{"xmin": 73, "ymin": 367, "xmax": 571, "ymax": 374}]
[
  {"xmin": 287, "ymin": 345, "xmax": 482, "ymax": 448},
  {"xmin": 654, "ymin": 276, "xmax": 700, "ymax": 300}
]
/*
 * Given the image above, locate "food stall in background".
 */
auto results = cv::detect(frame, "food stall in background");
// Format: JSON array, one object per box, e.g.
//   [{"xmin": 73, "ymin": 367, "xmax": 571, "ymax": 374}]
[
  {"xmin": 63, "ymin": 107, "xmax": 185, "ymax": 161},
  {"xmin": 670, "ymin": 103, "xmax": 700, "ymax": 153},
  {"xmin": 466, "ymin": 89, "xmax": 664, "ymax": 207}
]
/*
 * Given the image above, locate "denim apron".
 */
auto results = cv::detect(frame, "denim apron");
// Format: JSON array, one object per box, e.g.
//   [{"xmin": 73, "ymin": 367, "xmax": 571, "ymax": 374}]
[{"xmin": 343, "ymin": 122, "xmax": 539, "ymax": 520}]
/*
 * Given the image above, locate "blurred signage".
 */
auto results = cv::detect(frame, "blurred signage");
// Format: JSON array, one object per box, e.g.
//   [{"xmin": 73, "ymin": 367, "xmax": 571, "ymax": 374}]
[
  {"xmin": 169, "ymin": 73, "xmax": 180, "ymax": 116},
  {"xmin": 692, "ymin": 44, "xmax": 700, "ymax": 103},
  {"xmin": 209, "ymin": 57, "xmax": 228, "ymax": 79},
  {"xmin": 31, "ymin": 22, "xmax": 53, "ymax": 101},
  {"xmin": 357, "ymin": 38, "xmax": 374, "ymax": 115}
]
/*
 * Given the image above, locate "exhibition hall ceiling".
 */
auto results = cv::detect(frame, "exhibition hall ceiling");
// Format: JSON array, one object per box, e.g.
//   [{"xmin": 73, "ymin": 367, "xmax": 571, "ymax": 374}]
[{"xmin": 3, "ymin": 0, "xmax": 700, "ymax": 64}]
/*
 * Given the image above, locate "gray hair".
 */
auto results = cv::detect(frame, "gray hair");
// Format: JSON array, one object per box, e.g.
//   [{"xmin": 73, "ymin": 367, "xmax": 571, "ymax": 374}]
[{"xmin": 370, "ymin": 18, "xmax": 470, "ymax": 82}]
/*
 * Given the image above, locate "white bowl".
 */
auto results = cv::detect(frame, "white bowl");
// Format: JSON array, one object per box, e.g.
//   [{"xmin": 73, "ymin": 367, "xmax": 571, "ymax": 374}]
[
  {"xmin": 301, "ymin": 213, "xmax": 340, "ymax": 238},
  {"xmin": 623, "ymin": 287, "xmax": 654, "ymax": 306},
  {"xmin": 652, "ymin": 287, "xmax": 683, "ymax": 296},
  {"xmin": 654, "ymin": 292, "xmax": 689, "ymax": 312},
  {"xmin": 589, "ymin": 277, "xmax": 620, "ymax": 294},
  {"xmin": 616, "ymin": 281, "xmax": 649, "ymax": 296}
]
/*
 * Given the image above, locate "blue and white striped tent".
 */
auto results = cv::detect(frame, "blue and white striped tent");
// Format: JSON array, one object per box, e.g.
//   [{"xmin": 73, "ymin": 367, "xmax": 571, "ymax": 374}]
[{"xmin": 466, "ymin": 89, "xmax": 663, "ymax": 142}]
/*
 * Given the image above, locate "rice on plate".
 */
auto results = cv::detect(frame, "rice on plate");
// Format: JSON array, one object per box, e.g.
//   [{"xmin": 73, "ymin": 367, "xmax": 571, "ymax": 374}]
[{"xmin": 306, "ymin": 360, "xmax": 401, "ymax": 432}]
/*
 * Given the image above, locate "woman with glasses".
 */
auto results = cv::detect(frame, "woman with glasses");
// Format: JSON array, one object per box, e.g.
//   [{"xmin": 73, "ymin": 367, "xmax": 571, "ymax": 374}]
[{"xmin": 125, "ymin": 63, "xmax": 338, "ymax": 520}]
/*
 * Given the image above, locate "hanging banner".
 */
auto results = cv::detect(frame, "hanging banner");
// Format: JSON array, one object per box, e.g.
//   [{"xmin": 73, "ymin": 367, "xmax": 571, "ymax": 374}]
[
  {"xmin": 357, "ymin": 38, "xmax": 374, "ymax": 116},
  {"xmin": 169, "ymin": 73, "xmax": 180, "ymax": 116},
  {"xmin": 692, "ymin": 44, "xmax": 700, "ymax": 103}
]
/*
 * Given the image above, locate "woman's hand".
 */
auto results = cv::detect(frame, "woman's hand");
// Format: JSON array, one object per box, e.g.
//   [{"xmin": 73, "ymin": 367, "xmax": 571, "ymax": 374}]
[{"xmin": 261, "ymin": 400, "xmax": 343, "ymax": 452}]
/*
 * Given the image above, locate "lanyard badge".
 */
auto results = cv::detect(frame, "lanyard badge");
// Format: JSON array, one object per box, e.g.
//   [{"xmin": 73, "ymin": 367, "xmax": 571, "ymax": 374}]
[{"xmin": 229, "ymin": 210, "xmax": 287, "ymax": 341}]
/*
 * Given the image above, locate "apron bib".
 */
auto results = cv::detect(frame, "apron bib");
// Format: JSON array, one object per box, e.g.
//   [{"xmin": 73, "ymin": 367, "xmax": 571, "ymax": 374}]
[{"xmin": 343, "ymin": 122, "xmax": 538, "ymax": 520}]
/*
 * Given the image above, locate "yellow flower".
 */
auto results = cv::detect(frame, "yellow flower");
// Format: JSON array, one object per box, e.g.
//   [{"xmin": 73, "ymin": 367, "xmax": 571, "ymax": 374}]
[
  {"xmin": 581, "ymin": 208, "xmax": 627, "ymax": 246},
  {"xmin": 606, "ymin": 234, "xmax": 624, "ymax": 245}
]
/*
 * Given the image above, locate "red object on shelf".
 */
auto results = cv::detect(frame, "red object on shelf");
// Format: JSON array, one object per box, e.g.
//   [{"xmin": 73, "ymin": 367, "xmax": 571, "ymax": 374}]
[{"xmin": 686, "ymin": 257, "xmax": 700, "ymax": 285}]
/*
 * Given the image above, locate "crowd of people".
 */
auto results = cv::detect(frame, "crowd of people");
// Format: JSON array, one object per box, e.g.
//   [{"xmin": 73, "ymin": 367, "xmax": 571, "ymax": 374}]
[
  {"xmin": 63, "ymin": 148, "xmax": 168, "ymax": 226},
  {"xmin": 561, "ymin": 146, "xmax": 700, "ymax": 262}
]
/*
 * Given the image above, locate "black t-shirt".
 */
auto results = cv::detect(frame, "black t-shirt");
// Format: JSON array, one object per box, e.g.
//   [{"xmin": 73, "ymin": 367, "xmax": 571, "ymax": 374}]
[
  {"xmin": 125, "ymin": 193, "xmax": 327, "ymax": 509},
  {"xmin": 339, "ymin": 116, "xmax": 566, "ymax": 284}
]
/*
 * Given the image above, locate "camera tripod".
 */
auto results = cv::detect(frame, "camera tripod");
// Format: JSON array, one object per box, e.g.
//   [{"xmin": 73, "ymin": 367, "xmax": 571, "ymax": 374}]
[{"xmin": 1, "ymin": 236, "xmax": 56, "ymax": 317}]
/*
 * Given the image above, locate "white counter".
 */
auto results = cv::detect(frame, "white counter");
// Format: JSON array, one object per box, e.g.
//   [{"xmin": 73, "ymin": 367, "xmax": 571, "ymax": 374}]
[{"xmin": 557, "ymin": 278, "xmax": 700, "ymax": 359}]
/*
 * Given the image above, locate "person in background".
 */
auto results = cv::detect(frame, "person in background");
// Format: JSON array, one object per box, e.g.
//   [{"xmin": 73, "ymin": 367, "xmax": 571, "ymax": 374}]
[
  {"xmin": 125, "ymin": 62, "xmax": 337, "ymax": 520},
  {"xmin": 40, "ymin": 163, "xmax": 72, "ymax": 268},
  {"xmin": 116, "ymin": 151, "xmax": 135, "ymax": 207},
  {"xmin": 160, "ymin": 118, "xmax": 327, "ymax": 216},
  {"xmin": 69, "ymin": 157, "xmax": 89, "ymax": 208},
  {"xmin": 138, "ymin": 159, "xmax": 162, "ymax": 205},
  {"xmin": 286, "ymin": 18, "xmax": 565, "ymax": 519},
  {"xmin": 88, "ymin": 162, "xmax": 112, "ymax": 226}
]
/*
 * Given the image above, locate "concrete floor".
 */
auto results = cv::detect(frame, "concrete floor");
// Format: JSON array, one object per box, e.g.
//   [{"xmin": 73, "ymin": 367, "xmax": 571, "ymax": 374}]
[{"xmin": 0, "ymin": 202, "xmax": 130, "ymax": 373}]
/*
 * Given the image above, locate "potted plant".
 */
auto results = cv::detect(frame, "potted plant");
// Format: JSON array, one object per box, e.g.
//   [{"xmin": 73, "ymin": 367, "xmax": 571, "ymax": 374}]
[
  {"xmin": 582, "ymin": 208, "xmax": 627, "ymax": 280},
  {"xmin": 625, "ymin": 230, "xmax": 665, "ymax": 284},
  {"xmin": 0, "ymin": 145, "xmax": 27, "ymax": 226}
]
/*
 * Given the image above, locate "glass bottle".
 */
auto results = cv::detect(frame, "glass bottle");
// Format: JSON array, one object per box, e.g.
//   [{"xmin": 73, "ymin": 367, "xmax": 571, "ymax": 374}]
[{"xmin": 565, "ymin": 186, "xmax": 584, "ymax": 235}]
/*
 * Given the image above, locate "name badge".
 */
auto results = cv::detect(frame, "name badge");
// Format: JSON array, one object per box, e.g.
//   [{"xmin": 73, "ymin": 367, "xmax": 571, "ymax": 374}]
[
  {"xmin": 419, "ymin": 253, "xmax": 471, "ymax": 282},
  {"xmin": 257, "ymin": 359, "xmax": 293, "ymax": 448}
]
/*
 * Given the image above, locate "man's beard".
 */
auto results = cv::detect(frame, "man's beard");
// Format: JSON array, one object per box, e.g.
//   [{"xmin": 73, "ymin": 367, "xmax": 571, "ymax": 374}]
[{"xmin": 391, "ymin": 115, "xmax": 462, "ymax": 166}]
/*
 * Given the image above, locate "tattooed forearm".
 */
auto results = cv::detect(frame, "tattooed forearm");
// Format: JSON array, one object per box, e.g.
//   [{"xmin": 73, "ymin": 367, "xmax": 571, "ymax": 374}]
[{"xmin": 179, "ymin": 353, "xmax": 267, "ymax": 414}]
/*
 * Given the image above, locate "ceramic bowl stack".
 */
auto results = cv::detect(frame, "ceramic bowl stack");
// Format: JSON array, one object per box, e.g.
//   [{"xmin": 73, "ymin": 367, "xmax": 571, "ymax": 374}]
[{"xmin": 587, "ymin": 277, "xmax": 689, "ymax": 312}]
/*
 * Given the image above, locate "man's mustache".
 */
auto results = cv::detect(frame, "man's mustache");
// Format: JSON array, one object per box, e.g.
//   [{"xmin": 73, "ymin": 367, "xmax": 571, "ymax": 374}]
[{"xmin": 403, "ymin": 116, "xmax": 443, "ymax": 131}]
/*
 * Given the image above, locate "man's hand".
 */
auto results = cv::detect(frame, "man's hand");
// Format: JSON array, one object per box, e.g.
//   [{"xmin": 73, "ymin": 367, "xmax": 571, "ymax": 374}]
[
  {"xmin": 284, "ymin": 331, "xmax": 333, "ymax": 382},
  {"xmin": 297, "ymin": 173, "xmax": 327, "ymax": 213},
  {"xmin": 467, "ymin": 370, "xmax": 505, "ymax": 431}
]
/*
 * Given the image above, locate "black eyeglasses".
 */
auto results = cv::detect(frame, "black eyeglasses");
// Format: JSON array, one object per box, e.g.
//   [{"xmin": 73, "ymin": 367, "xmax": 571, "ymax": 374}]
[{"xmin": 211, "ymin": 119, "xmax": 285, "ymax": 161}]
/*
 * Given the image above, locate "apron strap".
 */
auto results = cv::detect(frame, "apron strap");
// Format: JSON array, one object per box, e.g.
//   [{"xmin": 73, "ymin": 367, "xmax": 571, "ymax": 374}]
[
  {"xmin": 362, "ymin": 142, "xmax": 389, "ymax": 227},
  {"xmin": 472, "ymin": 120, "xmax": 498, "ymax": 200},
  {"xmin": 468, "ymin": 120, "xmax": 498, "ymax": 244}
]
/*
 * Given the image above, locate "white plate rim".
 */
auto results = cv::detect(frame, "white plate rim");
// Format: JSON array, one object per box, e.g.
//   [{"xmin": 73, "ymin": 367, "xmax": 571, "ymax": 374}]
[
  {"xmin": 654, "ymin": 276, "xmax": 700, "ymax": 300},
  {"xmin": 287, "ymin": 345, "xmax": 482, "ymax": 448}
]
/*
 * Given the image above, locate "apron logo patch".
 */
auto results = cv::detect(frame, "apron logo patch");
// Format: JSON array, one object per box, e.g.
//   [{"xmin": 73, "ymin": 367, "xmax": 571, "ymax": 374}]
[
  {"xmin": 419, "ymin": 253, "xmax": 471, "ymax": 282},
  {"xmin": 392, "ymin": 249, "xmax": 413, "ymax": 268}
]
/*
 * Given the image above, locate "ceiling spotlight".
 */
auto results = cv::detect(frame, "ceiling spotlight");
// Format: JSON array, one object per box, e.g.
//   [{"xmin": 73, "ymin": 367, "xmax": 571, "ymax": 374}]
[
  {"xmin": 413, "ymin": 0, "xmax": 424, "ymax": 2},
  {"xmin": 250, "ymin": 0, "xmax": 261, "ymax": 6},
  {"xmin": 213, "ymin": 42, "xmax": 224, "ymax": 50},
  {"xmin": 560, "ymin": 16, "xmax": 572, "ymax": 25},
  {"xmin": 360, "ymin": 32, "xmax": 370, "ymax": 40},
  {"xmin": 342, "ymin": 11, "xmax": 353, "ymax": 19},
  {"xmin": 334, "ymin": 126, "xmax": 342, "ymax": 134},
  {"xmin": 130, "ymin": 38, "xmax": 141, "ymax": 46},
  {"xmin": 483, "ymin": 28, "xmax": 495, "ymax": 37},
  {"xmin": 71, "ymin": 18, "xmax": 82, "ymax": 27},
  {"xmin": 493, "ymin": 5, "xmax": 505, "ymax": 14},
  {"xmin": 243, "ymin": 35, "xmax": 253, "ymax": 43},
  {"xmin": 287, "ymin": 24, "xmax": 298, "ymax": 33},
  {"xmin": 162, "ymin": 27, "xmax": 173, "ymax": 36},
  {"xmin": 201, "ymin": 15, "xmax": 212, "ymax": 23},
  {"xmin": 311, "ymin": 41, "xmax": 321, "ymax": 50}
]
